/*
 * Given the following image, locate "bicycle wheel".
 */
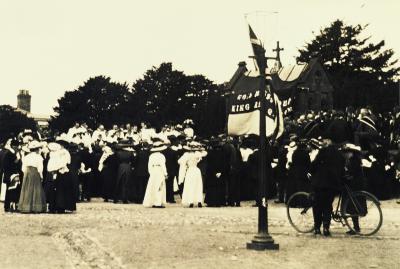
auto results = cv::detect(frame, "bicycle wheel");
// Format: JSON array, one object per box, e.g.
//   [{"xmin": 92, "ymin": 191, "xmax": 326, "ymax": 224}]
[
  {"xmin": 342, "ymin": 191, "xmax": 383, "ymax": 236},
  {"xmin": 286, "ymin": 192, "xmax": 314, "ymax": 233}
]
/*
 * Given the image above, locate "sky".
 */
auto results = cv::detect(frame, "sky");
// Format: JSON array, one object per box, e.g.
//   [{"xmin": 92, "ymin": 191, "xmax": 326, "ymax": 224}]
[{"xmin": 0, "ymin": 0, "xmax": 399, "ymax": 115}]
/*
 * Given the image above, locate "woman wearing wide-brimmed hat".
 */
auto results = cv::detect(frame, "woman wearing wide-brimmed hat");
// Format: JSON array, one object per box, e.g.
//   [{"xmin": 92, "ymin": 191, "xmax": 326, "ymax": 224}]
[
  {"xmin": 46, "ymin": 141, "xmax": 76, "ymax": 213},
  {"xmin": 99, "ymin": 145, "xmax": 119, "ymax": 202},
  {"xmin": 179, "ymin": 141, "xmax": 207, "ymax": 207},
  {"xmin": 113, "ymin": 141, "xmax": 135, "ymax": 203},
  {"xmin": 18, "ymin": 140, "xmax": 47, "ymax": 213},
  {"xmin": 143, "ymin": 141, "xmax": 168, "ymax": 208}
]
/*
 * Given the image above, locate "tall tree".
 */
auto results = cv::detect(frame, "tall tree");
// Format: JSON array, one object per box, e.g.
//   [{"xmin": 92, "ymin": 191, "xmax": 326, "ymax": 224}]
[
  {"xmin": 130, "ymin": 63, "xmax": 226, "ymax": 136},
  {"xmin": 297, "ymin": 20, "xmax": 399, "ymax": 110},
  {"xmin": 49, "ymin": 76, "xmax": 132, "ymax": 132},
  {"xmin": 0, "ymin": 105, "xmax": 36, "ymax": 143}
]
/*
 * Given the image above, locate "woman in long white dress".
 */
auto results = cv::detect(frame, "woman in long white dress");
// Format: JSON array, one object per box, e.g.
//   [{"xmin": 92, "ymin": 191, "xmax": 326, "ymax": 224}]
[
  {"xmin": 143, "ymin": 141, "xmax": 168, "ymax": 208},
  {"xmin": 179, "ymin": 141, "xmax": 207, "ymax": 207}
]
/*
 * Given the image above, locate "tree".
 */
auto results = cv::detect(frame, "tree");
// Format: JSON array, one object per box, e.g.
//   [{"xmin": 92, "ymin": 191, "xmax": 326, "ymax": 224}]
[
  {"xmin": 297, "ymin": 20, "xmax": 400, "ymax": 110},
  {"xmin": 49, "ymin": 76, "xmax": 132, "ymax": 132},
  {"xmin": 0, "ymin": 105, "xmax": 37, "ymax": 143},
  {"xmin": 130, "ymin": 63, "xmax": 226, "ymax": 136}
]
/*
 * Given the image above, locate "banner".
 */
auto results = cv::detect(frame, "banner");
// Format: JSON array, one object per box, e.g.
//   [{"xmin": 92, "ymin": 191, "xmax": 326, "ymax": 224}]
[{"xmin": 227, "ymin": 72, "xmax": 283, "ymax": 138}]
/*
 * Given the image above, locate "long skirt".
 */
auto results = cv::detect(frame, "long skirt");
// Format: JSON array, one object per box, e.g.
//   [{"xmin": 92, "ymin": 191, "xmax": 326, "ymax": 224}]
[
  {"xmin": 55, "ymin": 172, "xmax": 77, "ymax": 212},
  {"xmin": 18, "ymin": 166, "xmax": 46, "ymax": 213},
  {"xmin": 143, "ymin": 171, "xmax": 166, "ymax": 207},
  {"xmin": 101, "ymin": 168, "xmax": 117, "ymax": 201},
  {"xmin": 182, "ymin": 167, "xmax": 203, "ymax": 205},
  {"xmin": 204, "ymin": 175, "xmax": 225, "ymax": 207},
  {"xmin": 114, "ymin": 163, "xmax": 133, "ymax": 202},
  {"xmin": 43, "ymin": 172, "xmax": 57, "ymax": 211}
]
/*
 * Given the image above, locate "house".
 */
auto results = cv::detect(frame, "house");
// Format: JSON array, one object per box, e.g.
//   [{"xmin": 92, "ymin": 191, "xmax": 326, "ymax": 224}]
[
  {"xmin": 227, "ymin": 58, "xmax": 334, "ymax": 115},
  {"xmin": 270, "ymin": 58, "xmax": 334, "ymax": 113}
]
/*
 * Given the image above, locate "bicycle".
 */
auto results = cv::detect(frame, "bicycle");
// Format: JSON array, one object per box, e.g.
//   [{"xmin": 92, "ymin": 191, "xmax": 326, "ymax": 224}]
[{"xmin": 286, "ymin": 182, "xmax": 383, "ymax": 236}]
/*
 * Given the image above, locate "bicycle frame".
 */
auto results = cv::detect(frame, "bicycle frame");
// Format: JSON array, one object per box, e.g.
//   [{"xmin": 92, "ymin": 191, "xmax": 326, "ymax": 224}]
[{"xmin": 332, "ymin": 183, "xmax": 367, "ymax": 225}]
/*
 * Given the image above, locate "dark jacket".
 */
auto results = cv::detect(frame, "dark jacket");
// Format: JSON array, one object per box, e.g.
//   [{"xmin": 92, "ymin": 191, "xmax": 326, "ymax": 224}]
[
  {"xmin": 291, "ymin": 146, "xmax": 311, "ymax": 174},
  {"xmin": 1, "ymin": 149, "xmax": 20, "ymax": 184},
  {"xmin": 134, "ymin": 149, "xmax": 150, "ymax": 178},
  {"xmin": 163, "ymin": 147, "xmax": 180, "ymax": 178},
  {"xmin": 311, "ymin": 145, "xmax": 345, "ymax": 190},
  {"xmin": 326, "ymin": 118, "xmax": 353, "ymax": 144}
]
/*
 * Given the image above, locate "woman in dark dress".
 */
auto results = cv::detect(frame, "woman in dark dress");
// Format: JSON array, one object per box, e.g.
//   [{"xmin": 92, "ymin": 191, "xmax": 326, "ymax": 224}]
[
  {"xmin": 68, "ymin": 144, "xmax": 82, "ymax": 203},
  {"xmin": 133, "ymin": 143, "xmax": 150, "ymax": 203},
  {"xmin": 204, "ymin": 141, "xmax": 225, "ymax": 207},
  {"xmin": 50, "ymin": 138, "xmax": 77, "ymax": 213},
  {"xmin": 114, "ymin": 146, "xmax": 135, "ymax": 203},
  {"xmin": 99, "ymin": 146, "xmax": 118, "ymax": 202}
]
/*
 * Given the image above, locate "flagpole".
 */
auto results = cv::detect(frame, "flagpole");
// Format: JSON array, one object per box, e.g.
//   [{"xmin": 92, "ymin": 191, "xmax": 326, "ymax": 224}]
[{"xmin": 246, "ymin": 44, "xmax": 279, "ymax": 251}]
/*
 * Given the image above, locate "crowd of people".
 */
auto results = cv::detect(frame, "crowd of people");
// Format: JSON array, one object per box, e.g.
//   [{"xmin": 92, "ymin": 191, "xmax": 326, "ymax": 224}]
[
  {"xmin": 0, "ymin": 119, "xmax": 239, "ymax": 213},
  {"xmin": 0, "ymin": 107, "xmax": 399, "ymax": 234}
]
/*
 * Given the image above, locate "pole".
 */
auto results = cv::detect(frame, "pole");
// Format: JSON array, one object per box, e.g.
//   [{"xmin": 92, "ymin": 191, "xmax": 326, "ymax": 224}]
[
  {"xmin": 398, "ymin": 80, "xmax": 400, "ymax": 106},
  {"xmin": 246, "ymin": 47, "xmax": 279, "ymax": 251}
]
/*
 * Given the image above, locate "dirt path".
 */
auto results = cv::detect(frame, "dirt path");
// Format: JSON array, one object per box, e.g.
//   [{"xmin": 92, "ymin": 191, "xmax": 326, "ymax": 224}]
[{"xmin": 0, "ymin": 199, "xmax": 399, "ymax": 268}]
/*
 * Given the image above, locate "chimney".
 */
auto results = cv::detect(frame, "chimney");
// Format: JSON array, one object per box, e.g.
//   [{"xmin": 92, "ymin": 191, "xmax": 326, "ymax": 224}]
[{"xmin": 17, "ymin": 89, "xmax": 31, "ymax": 112}]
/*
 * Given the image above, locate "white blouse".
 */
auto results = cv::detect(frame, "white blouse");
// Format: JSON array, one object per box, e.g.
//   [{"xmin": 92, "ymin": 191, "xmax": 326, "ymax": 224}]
[
  {"xmin": 22, "ymin": 152, "xmax": 44, "ymax": 177},
  {"xmin": 47, "ymin": 148, "xmax": 71, "ymax": 172},
  {"xmin": 177, "ymin": 151, "xmax": 207, "ymax": 184},
  {"xmin": 148, "ymin": 152, "xmax": 167, "ymax": 177}
]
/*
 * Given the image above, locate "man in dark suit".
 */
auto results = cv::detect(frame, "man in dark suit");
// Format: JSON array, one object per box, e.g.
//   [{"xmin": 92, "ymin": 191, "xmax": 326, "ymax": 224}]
[
  {"xmin": 326, "ymin": 112, "xmax": 353, "ymax": 144},
  {"xmin": 288, "ymin": 141, "xmax": 311, "ymax": 195},
  {"xmin": 204, "ymin": 139, "xmax": 225, "ymax": 207},
  {"xmin": 222, "ymin": 137, "xmax": 242, "ymax": 207},
  {"xmin": 133, "ymin": 143, "xmax": 150, "ymax": 203},
  {"xmin": 311, "ymin": 139, "xmax": 345, "ymax": 236},
  {"xmin": 163, "ymin": 137, "xmax": 180, "ymax": 203},
  {"xmin": 2, "ymin": 139, "xmax": 21, "ymax": 212},
  {"xmin": 246, "ymin": 139, "xmax": 274, "ymax": 206}
]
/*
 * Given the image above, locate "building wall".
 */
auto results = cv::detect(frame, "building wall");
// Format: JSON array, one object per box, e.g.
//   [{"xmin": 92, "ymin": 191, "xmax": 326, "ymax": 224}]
[{"xmin": 295, "ymin": 65, "xmax": 334, "ymax": 114}]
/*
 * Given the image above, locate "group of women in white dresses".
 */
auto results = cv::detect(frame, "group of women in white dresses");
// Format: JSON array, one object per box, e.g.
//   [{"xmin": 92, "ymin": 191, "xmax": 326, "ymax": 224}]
[
  {"xmin": 143, "ymin": 141, "xmax": 207, "ymax": 208},
  {"xmin": 15, "ymin": 138, "xmax": 208, "ymax": 211}
]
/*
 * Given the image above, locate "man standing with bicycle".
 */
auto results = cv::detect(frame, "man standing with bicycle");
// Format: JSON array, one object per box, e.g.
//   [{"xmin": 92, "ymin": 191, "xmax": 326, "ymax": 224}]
[{"xmin": 310, "ymin": 138, "xmax": 345, "ymax": 236}]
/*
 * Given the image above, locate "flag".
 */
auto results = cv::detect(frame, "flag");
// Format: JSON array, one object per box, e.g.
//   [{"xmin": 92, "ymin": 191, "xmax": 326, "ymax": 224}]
[
  {"xmin": 249, "ymin": 25, "xmax": 265, "ymax": 70},
  {"xmin": 227, "ymin": 72, "xmax": 284, "ymax": 139}
]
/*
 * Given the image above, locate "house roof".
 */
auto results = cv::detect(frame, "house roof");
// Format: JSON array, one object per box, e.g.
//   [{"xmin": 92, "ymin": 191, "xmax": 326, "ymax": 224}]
[
  {"xmin": 227, "ymin": 58, "xmax": 324, "ymax": 99},
  {"xmin": 14, "ymin": 108, "xmax": 51, "ymax": 122}
]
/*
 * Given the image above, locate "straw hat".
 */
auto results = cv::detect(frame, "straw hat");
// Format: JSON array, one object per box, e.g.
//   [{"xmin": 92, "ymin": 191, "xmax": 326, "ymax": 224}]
[
  {"xmin": 122, "ymin": 147, "xmax": 135, "ymax": 152},
  {"xmin": 342, "ymin": 143, "xmax": 361, "ymax": 152},
  {"xmin": 151, "ymin": 141, "xmax": 167, "ymax": 152},
  {"xmin": 183, "ymin": 141, "xmax": 203, "ymax": 151},
  {"xmin": 56, "ymin": 133, "xmax": 70, "ymax": 143},
  {"xmin": 48, "ymin": 142, "xmax": 62, "ymax": 152},
  {"xmin": 22, "ymin": 129, "xmax": 33, "ymax": 136},
  {"xmin": 28, "ymin": 140, "xmax": 42, "ymax": 150}
]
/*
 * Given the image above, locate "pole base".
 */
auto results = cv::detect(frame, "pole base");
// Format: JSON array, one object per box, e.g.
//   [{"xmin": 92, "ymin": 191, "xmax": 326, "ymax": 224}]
[{"xmin": 246, "ymin": 233, "xmax": 279, "ymax": 251}]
